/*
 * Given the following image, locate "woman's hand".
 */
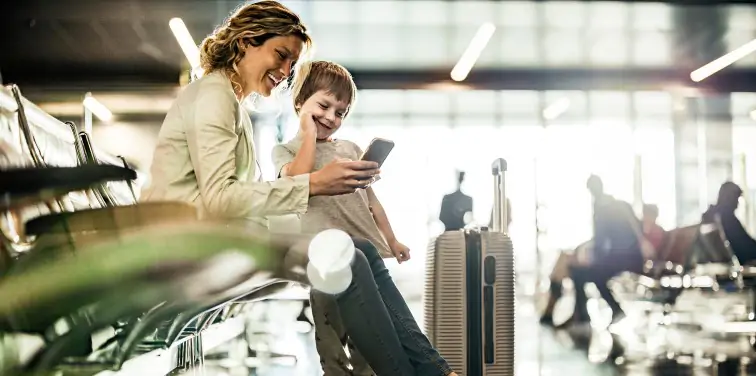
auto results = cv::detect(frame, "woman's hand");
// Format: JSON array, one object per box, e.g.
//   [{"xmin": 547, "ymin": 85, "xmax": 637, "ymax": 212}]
[
  {"xmin": 309, "ymin": 159, "xmax": 380, "ymax": 196},
  {"xmin": 390, "ymin": 240, "xmax": 411, "ymax": 263}
]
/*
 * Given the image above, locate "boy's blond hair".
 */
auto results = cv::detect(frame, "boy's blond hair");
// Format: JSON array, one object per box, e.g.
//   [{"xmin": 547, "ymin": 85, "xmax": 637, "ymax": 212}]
[{"xmin": 291, "ymin": 60, "xmax": 356, "ymax": 115}]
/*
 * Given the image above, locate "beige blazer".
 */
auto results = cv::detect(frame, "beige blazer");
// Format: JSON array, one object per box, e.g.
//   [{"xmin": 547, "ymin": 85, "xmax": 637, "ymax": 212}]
[{"xmin": 141, "ymin": 71, "xmax": 310, "ymax": 231}]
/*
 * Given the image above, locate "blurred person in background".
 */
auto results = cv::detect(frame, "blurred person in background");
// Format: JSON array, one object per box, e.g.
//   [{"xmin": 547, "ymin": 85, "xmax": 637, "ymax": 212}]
[
  {"xmin": 702, "ymin": 182, "xmax": 756, "ymax": 264},
  {"xmin": 538, "ymin": 239, "xmax": 592, "ymax": 327},
  {"xmin": 141, "ymin": 2, "xmax": 457, "ymax": 375},
  {"xmin": 540, "ymin": 202, "xmax": 663, "ymax": 327},
  {"xmin": 564, "ymin": 176, "xmax": 644, "ymax": 326},
  {"xmin": 439, "ymin": 171, "xmax": 473, "ymax": 231}
]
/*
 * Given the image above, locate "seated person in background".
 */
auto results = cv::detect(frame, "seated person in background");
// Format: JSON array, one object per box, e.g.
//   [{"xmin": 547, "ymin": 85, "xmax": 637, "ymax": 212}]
[
  {"xmin": 702, "ymin": 182, "xmax": 756, "ymax": 265},
  {"xmin": 642, "ymin": 203, "xmax": 666, "ymax": 253},
  {"xmin": 273, "ymin": 61, "xmax": 421, "ymax": 376},
  {"xmin": 541, "ymin": 204, "xmax": 662, "ymax": 326},
  {"xmin": 566, "ymin": 176, "xmax": 644, "ymax": 326},
  {"xmin": 539, "ymin": 239, "xmax": 593, "ymax": 326}
]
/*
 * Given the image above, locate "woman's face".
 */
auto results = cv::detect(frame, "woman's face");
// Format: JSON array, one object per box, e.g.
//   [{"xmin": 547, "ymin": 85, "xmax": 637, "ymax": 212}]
[
  {"xmin": 298, "ymin": 90, "xmax": 350, "ymax": 141},
  {"xmin": 238, "ymin": 35, "xmax": 304, "ymax": 97}
]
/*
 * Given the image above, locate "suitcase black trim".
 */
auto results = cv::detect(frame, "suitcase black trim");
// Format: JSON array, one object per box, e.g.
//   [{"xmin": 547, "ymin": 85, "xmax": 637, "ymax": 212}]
[{"xmin": 465, "ymin": 230, "xmax": 483, "ymax": 376}]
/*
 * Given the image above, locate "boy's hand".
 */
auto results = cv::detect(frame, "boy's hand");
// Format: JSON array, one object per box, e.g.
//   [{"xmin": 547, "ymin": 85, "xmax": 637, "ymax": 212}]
[
  {"xmin": 390, "ymin": 240, "xmax": 411, "ymax": 263},
  {"xmin": 299, "ymin": 111, "xmax": 317, "ymax": 136}
]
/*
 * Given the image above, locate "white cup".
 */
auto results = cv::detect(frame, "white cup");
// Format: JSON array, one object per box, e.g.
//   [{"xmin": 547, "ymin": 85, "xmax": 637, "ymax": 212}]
[
  {"xmin": 307, "ymin": 229, "xmax": 356, "ymax": 293},
  {"xmin": 307, "ymin": 262, "xmax": 352, "ymax": 294}
]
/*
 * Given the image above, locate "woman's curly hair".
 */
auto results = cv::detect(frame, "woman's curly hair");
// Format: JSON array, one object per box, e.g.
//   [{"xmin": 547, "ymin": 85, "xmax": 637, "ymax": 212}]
[{"xmin": 199, "ymin": 1, "xmax": 311, "ymax": 95}]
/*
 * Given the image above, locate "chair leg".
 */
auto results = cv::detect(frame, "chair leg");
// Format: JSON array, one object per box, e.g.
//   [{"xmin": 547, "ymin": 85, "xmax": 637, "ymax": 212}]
[
  {"xmin": 112, "ymin": 306, "xmax": 181, "ymax": 369},
  {"xmin": 173, "ymin": 333, "xmax": 206, "ymax": 371}
]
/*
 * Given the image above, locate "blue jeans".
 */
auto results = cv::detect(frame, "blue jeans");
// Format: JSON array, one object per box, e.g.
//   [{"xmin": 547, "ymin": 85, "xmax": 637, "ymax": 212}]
[{"xmin": 334, "ymin": 238, "xmax": 453, "ymax": 376}]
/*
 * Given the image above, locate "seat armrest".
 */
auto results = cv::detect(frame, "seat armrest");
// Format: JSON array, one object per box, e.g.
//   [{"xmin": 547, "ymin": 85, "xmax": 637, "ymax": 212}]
[{"xmin": 0, "ymin": 165, "xmax": 135, "ymax": 211}]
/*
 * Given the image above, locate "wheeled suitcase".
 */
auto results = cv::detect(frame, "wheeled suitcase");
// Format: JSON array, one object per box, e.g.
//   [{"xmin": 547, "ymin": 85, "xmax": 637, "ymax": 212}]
[{"xmin": 424, "ymin": 158, "xmax": 515, "ymax": 376}]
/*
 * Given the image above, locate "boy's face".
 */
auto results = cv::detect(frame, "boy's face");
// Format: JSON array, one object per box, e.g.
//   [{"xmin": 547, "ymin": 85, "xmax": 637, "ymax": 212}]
[{"xmin": 299, "ymin": 90, "xmax": 350, "ymax": 140}]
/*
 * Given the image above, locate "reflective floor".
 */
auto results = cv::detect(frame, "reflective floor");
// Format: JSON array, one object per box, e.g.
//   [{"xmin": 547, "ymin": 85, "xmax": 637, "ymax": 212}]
[{"xmin": 183, "ymin": 272, "xmax": 756, "ymax": 376}]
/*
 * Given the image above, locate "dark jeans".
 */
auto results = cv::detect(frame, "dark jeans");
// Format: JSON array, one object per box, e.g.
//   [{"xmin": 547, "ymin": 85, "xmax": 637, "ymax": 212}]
[
  {"xmin": 334, "ymin": 238, "xmax": 453, "ymax": 376},
  {"xmin": 570, "ymin": 250, "xmax": 643, "ymax": 322}
]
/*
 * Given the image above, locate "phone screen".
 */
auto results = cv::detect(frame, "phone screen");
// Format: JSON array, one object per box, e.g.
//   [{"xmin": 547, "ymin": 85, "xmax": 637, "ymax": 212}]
[{"xmin": 361, "ymin": 138, "xmax": 395, "ymax": 167}]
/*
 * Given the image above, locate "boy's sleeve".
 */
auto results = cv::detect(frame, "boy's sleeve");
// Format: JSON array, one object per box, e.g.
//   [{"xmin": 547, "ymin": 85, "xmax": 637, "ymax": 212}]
[
  {"xmin": 272, "ymin": 144, "xmax": 296, "ymax": 178},
  {"xmin": 351, "ymin": 141, "xmax": 364, "ymax": 157}
]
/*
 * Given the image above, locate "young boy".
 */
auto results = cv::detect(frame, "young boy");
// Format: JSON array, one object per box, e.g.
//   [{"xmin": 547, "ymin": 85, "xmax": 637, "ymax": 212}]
[{"xmin": 272, "ymin": 60, "xmax": 410, "ymax": 375}]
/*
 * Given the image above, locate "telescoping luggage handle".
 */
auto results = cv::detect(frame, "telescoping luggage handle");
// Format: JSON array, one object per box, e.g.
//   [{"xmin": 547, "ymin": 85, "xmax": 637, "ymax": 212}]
[{"xmin": 491, "ymin": 158, "xmax": 508, "ymax": 233}]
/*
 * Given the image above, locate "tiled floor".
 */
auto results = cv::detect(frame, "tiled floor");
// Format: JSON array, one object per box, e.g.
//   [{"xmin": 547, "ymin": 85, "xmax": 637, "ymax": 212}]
[
  {"xmin": 189, "ymin": 272, "xmax": 756, "ymax": 376},
  {"xmin": 196, "ymin": 298, "xmax": 622, "ymax": 376}
]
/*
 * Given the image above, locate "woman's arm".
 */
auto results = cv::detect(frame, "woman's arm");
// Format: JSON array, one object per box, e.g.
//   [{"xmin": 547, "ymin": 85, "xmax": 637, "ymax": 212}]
[{"xmin": 185, "ymin": 81, "xmax": 310, "ymax": 218}]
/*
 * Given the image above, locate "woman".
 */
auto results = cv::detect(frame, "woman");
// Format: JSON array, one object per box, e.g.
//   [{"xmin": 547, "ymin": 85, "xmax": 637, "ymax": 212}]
[{"xmin": 141, "ymin": 2, "xmax": 456, "ymax": 375}]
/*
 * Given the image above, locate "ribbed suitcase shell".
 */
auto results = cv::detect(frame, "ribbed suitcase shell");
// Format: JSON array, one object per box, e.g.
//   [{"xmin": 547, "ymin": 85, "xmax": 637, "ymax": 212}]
[{"xmin": 424, "ymin": 229, "xmax": 515, "ymax": 376}]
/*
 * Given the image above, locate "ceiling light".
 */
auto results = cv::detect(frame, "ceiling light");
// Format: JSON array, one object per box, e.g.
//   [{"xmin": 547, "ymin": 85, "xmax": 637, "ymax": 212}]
[
  {"xmin": 543, "ymin": 98, "xmax": 570, "ymax": 120},
  {"xmin": 422, "ymin": 82, "xmax": 473, "ymax": 91},
  {"xmin": 690, "ymin": 38, "xmax": 756, "ymax": 82},
  {"xmin": 169, "ymin": 17, "xmax": 200, "ymax": 69},
  {"xmin": 450, "ymin": 22, "xmax": 496, "ymax": 82},
  {"xmin": 83, "ymin": 95, "xmax": 113, "ymax": 122}
]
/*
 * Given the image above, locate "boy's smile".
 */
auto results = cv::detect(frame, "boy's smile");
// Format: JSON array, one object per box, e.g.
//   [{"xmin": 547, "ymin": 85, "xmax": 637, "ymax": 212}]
[{"xmin": 299, "ymin": 90, "xmax": 350, "ymax": 141}]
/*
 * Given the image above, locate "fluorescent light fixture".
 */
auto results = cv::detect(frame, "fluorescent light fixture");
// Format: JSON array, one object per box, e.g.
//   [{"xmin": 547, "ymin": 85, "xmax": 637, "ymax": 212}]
[
  {"xmin": 450, "ymin": 22, "xmax": 496, "ymax": 82},
  {"xmin": 750, "ymin": 109, "xmax": 756, "ymax": 121},
  {"xmin": 83, "ymin": 95, "xmax": 113, "ymax": 122},
  {"xmin": 423, "ymin": 82, "xmax": 472, "ymax": 91},
  {"xmin": 169, "ymin": 17, "xmax": 200, "ymax": 69},
  {"xmin": 690, "ymin": 38, "xmax": 756, "ymax": 82},
  {"xmin": 543, "ymin": 98, "xmax": 570, "ymax": 120}
]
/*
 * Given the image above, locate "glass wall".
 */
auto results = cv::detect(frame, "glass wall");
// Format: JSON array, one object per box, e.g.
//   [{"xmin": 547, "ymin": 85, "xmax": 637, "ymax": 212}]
[{"xmin": 253, "ymin": 89, "xmax": 677, "ymax": 285}]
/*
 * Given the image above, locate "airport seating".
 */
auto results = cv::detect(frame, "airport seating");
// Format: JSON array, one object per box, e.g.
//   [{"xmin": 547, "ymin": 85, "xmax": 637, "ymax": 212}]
[
  {"xmin": 608, "ymin": 216, "xmax": 753, "ymax": 339},
  {"xmin": 0, "ymin": 84, "xmax": 312, "ymax": 374},
  {"xmin": 634, "ymin": 225, "xmax": 701, "ymax": 306}
]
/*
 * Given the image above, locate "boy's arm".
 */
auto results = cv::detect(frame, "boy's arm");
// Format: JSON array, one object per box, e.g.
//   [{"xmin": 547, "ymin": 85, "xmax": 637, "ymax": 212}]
[
  {"xmin": 366, "ymin": 187, "xmax": 397, "ymax": 246},
  {"xmin": 367, "ymin": 187, "xmax": 410, "ymax": 262},
  {"xmin": 280, "ymin": 130, "xmax": 317, "ymax": 177},
  {"xmin": 350, "ymin": 140, "xmax": 396, "ymax": 242}
]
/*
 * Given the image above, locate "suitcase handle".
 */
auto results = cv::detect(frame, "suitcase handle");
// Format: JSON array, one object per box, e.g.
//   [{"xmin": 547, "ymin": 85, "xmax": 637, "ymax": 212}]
[
  {"xmin": 491, "ymin": 158, "xmax": 508, "ymax": 233},
  {"xmin": 491, "ymin": 158, "xmax": 507, "ymax": 176}
]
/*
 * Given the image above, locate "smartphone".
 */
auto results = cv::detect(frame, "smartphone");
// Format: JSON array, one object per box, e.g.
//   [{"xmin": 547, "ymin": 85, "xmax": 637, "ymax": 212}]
[{"xmin": 360, "ymin": 138, "xmax": 395, "ymax": 167}]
